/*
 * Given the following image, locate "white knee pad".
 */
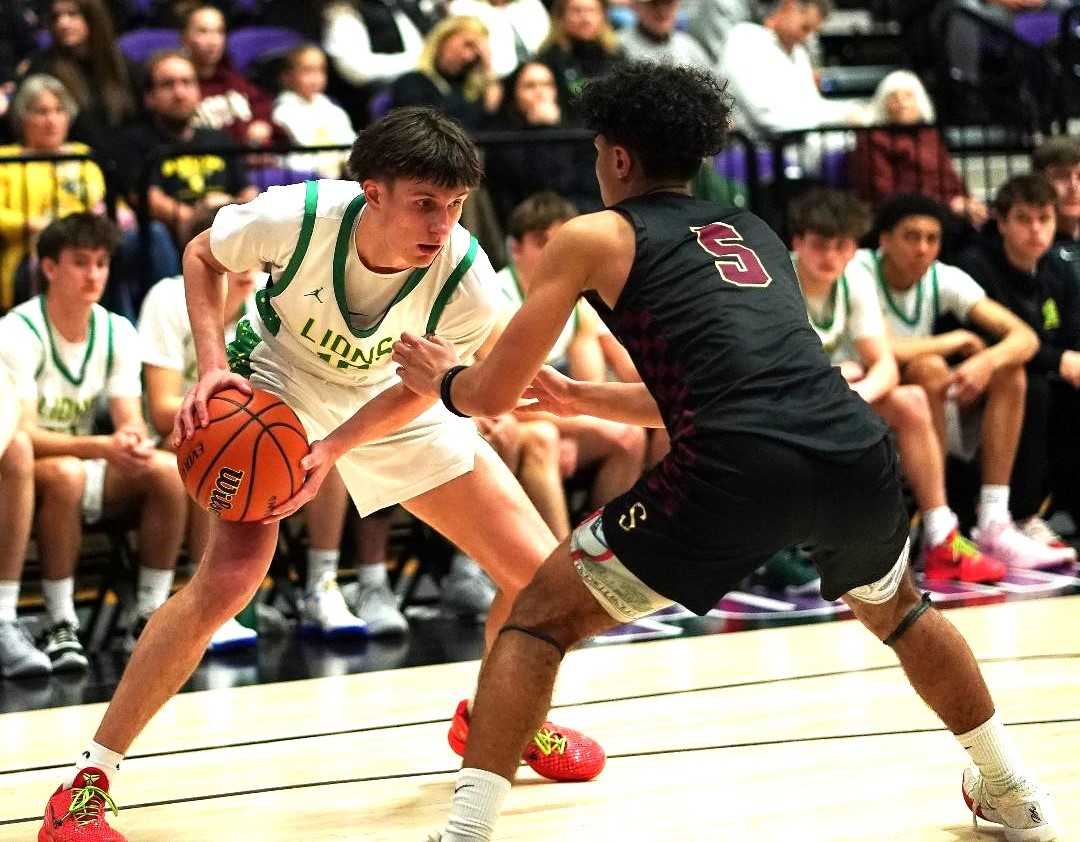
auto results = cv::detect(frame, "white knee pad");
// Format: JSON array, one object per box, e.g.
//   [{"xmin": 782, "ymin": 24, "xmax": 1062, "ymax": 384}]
[{"xmin": 846, "ymin": 539, "xmax": 910, "ymax": 605}]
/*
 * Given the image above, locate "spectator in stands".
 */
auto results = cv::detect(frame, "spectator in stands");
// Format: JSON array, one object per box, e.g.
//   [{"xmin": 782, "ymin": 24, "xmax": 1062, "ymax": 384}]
[
  {"xmin": 0, "ymin": 214, "xmax": 189, "ymax": 670},
  {"xmin": 620, "ymin": 0, "xmax": 711, "ymax": 68},
  {"xmin": 390, "ymin": 16, "xmax": 503, "ymax": 130},
  {"xmin": 273, "ymin": 44, "xmax": 355, "ymax": 179},
  {"xmin": 847, "ymin": 194, "xmax": 1070, "ymax": 569},
  {"xmin": 955, "ymin": 174, "xmax": 1080, "ymax": 558},
  {"xmin": 689, "ymin": 0, "xmax": 755, "ymax": 64},
  {"xmin": 124, "ymin": 50, "xmax": 257, "ymax": 244},
  {"xmin": 0, "ymin": 75, "xmax": 105, "ymax": 312},
  {"xmin": 720, "ymin": 0, "xmax": 861, "ymax": 140},
  {"xmin": 21, "ymin": 0, "xmax": 136, "ymax": 152},
  {"xmin": 853, "ymin": 70, "xmax": 988, "ymax": 228},
  {"xmin": 536, "ymin": 0, "xmax": 624, "ymax": 121},
  {"xmin": 322, "ymin": 0, "xmax": 444, "ymax": 98},
  {"xmin": 181, "ymin": 3, "xmax": 283, "ymax": 147},
  {"xmin": 482, "ymin": 61, "xmax": 600, "ymax": 220},
  {"xmin": 791, "ymin": 188, "xmax": 1007, "ymax": 583},
  {"xmin": 494, "ymin": 192, "xmax": 646, "ymax": 539},
  {"xmin": 0, "ymin": 364, "xmax": 48, "ymax": 679},
  {"xmin": 449, "ymin": 0, "xmax": 551, "ymax": 78},
  {"xmin": 1033, "ymin": 136, "xmax": 1080, "ymax": 246}
]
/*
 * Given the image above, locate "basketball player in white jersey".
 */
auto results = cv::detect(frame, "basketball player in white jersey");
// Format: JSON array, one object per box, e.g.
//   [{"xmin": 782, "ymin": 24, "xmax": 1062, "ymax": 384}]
[
  {"xmin": 39, "ymin": 108, "xmax": 603, "ymax": 842},
  {"xmin": 0, "ymin": 214, "xmax": 188, "ymax": 677}
]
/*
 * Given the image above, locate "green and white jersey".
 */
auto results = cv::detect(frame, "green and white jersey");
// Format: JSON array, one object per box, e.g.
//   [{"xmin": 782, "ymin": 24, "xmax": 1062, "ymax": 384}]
[
  {"xmin": 845, "ymin": 248, "xmax": 986, "ymax": 340},
  {"xmin": 0, "ymin": 296, "xmax": 142, "ymax": 434},
  {"xmin": 210, "ymin": 179, "xmax": 499, "ymax": 387},
  {"xmin": 138, "ymin": 273, "xmax": 255, "ymax": 391},
  {"xmin": 494, "ymin": 264, "xmax": 577, "ymax": 369},
  {"xmin": 794, "ymin": 255, "xmax": 886, "ymax": 365}
]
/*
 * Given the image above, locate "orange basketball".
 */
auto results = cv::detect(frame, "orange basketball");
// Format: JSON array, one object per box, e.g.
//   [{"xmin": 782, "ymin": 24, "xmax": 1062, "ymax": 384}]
[{"xmin": 176, "ymin": 387, "xmax": 310, "ymax": 522}]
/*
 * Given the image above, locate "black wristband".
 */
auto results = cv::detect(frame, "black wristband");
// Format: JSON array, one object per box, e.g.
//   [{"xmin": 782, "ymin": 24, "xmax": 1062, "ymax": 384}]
[{"xmin": 440, "ymin": 365, "xmax": 471, "ymax": 417}]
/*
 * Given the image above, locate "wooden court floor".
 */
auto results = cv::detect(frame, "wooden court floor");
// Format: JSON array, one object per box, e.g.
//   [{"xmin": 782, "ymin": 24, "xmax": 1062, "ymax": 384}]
[{"xmin": 1, "ymin": 595, "xmax": 1077, "ymax": 841}]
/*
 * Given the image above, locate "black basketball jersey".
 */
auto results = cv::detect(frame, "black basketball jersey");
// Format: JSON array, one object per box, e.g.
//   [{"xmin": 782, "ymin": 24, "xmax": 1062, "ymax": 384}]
[{"xmin": 586, "ymin": 192, "xmax": 887, "ymax": 461}]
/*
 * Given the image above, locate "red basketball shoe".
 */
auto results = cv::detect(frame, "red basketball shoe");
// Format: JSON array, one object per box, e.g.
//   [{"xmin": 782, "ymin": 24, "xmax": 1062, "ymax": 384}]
[
  {"xmin": 39, "ymin": 768, "xmax": 124, "ymax": 842},
  {"xmin": 922, "ymin": 529, "xmax": 1006, "ymax": 584},
  {"xmin": 447, "ymin": 699, "xmax": 606, "ymax": 782}
]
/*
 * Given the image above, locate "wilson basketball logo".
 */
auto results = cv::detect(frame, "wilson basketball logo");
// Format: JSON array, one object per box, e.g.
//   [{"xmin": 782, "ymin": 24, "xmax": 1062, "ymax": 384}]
[
  {"xmin": 208, "ymin": 467, "xmax": 245, "ymax": 515},
  {"xmin": 178, "ymin": 442, "xmax": 204, "ymax": 480}
]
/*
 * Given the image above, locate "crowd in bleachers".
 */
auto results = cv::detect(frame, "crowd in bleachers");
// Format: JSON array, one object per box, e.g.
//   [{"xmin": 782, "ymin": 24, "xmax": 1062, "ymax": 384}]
[{"xmin": 1, "ymin": 0, "xmax": 1079, "ymax": 683}]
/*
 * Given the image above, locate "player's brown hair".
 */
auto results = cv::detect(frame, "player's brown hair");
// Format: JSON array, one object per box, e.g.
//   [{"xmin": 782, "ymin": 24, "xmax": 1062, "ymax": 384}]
[
  {"xmin": 507, "ymin": 192, "xmax": 578, "ymax": 241},
  {"xmin": 789, "ymin": 188, "xmax": 871, "ymax": 240},
  {"xmin": 993, "ymin": 173, "xmax": 1057, "ymax": 217},
  {"xmin": 1032, "ymin": 137, "xmax": 1080, "ymax": 173},
  {"xmin": 37, "ymin": 213, "xmax": 120, "ymax": 263}
]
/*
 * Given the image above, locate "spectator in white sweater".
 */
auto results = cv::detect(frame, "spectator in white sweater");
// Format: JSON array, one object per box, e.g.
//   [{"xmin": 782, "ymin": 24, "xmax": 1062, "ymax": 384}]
[
  {"xmin": 272, "ymin": 44, "xmax": 356, "ymax": 178},
  {"xmin": 620, "ymin": 0, "xmax": 712, "ymax": 68},
  {"xmin": 720, "ymin": 0, "xmax": 861, "ymax": 140}
]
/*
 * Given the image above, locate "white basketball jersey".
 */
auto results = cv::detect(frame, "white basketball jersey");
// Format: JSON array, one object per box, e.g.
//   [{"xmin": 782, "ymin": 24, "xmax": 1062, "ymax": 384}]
[
  {"xmin": 8, "ymin": 296, "xmax": 121, "ymax": 435},
  {"xmin": 222, "ymin": 180, "xmax": 483, "ymax": 388},
  {"xmin": 494, "ymin": 264, "xmax": 577, "ymax": 369}
]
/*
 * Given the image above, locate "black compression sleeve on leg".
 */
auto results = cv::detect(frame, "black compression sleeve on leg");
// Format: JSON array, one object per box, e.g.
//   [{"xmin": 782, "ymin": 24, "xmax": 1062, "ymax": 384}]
[
  {"xmin": 883, "ymin": 592, "xmax": 933, "ymax": 647},
  {"xmin": 499, "ymin": 624, "xmax": 566, "ymax": 659}
]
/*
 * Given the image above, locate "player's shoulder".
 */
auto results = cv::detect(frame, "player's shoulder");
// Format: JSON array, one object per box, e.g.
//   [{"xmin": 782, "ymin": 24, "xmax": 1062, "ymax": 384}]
[
  {"xmin": 935, "ymin": 258, "xmax": 984, "ymax": 292},
  {"xmin": 847, "ymin": 247, "xmax": 877, "ymax": 276},
  {"xmin": 94, "ymin": 303, "xmax": 139, "ymax": 339},
  {"xmin": 311, "ymin": 179, "xmax": 365, "ymax": 219},
  {"xmin": 141, "ymin": 274, "xmax": 187, "ymax": 309}
]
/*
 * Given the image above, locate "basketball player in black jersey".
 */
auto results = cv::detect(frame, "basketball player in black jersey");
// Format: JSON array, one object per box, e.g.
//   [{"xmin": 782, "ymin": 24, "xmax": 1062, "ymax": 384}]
[{"xmin": 393, "ymin": 63, "xmax": 1058, "ymax": 842}]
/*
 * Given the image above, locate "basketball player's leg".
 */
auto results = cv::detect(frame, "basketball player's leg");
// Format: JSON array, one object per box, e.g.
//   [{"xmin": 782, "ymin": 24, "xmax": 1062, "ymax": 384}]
[
  {"xmin": 554, "ymin": 415, "xmax": 647, "ymax": 508},
  {"xmin": 402, "ymin": 443, "xmax": 556, "ymax": 649},
  {"xmin": 93, "ymin": 519, "xmax": 279, "ymax": 754},
  {"xmin": 902, "ymin": 354, "xmax": 952, "ymax": 451},
  {"xmin": 33, "ymin": 457, "xmax": 87, "ymax": 583},
  {"xmin": 979, "ymin": 363, "xmax": 1026, "ymax": 487},
  {"xmin": 872, "ymin": 385, "xmax": 949, "ymax": 512},
  {"xmin": 514, "ymin": 419, "xmax": 571, "ymax": 540}
]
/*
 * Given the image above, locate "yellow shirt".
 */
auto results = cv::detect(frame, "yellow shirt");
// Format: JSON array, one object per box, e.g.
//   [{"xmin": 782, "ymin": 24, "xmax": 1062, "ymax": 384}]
[{"xmin": 0, "ymin": 143, "xmax": 107, "ymax": 310}]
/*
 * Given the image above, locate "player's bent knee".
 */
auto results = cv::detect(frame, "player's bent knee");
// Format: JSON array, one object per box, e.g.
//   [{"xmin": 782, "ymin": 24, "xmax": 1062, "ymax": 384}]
[
  {"xmin": 2, "ymin": 429, "xmax": 34, "ymax": 478},
  {"xmin": 36, "ymin": 457, "xmax": 86, "ymax": 502},
  {"xmin": 894, "ymin": 385, "xmax": 931, "ymax": 426},
  {"xmin": 990, "ymin": 362, "xmax": 1026, "ymax": 395},
  {"xmin": 905, "ymin": 354, "xmax": 949, "ymax": 387}
]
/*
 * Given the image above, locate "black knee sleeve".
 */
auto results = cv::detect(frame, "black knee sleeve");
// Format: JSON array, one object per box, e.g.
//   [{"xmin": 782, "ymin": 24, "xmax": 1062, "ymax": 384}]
[
  {"xmin": 883, "ymin": 592, "xmax": 933, "ymax": 647},
  {"xmin": 499, "ymin": 624, "xmax": 566, "ymax": 659}
]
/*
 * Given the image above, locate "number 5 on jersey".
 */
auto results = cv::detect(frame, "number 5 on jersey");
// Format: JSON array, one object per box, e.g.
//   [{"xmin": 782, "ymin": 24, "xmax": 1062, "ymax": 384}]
[{"xmin": 691, "ymin": 222, "xmax": 772, "ymax": 288}]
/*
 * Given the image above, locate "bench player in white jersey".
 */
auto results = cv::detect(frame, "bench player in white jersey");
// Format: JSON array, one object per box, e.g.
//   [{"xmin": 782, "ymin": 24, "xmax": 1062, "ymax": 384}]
[
  {"xmin": 790, "ymin": 187, "xmax": 1015, "ymax": 584},
  {"xmin": 39, "ymin": 108, "xmax": 603, "ymax": 842},
  {"xmin": 0, "ymin": 214, "xmax": 188, "ymax": 675},
  {"xmin": 493, "ymin": 191, "xmax": 645, "ymax": 540},
  {"xmin": 847, "ymin": 193, "xmax": 1074, "ymax": 571}
]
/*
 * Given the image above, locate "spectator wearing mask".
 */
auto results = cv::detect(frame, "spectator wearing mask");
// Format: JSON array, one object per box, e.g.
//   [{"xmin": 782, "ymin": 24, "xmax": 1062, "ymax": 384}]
[
  {"xmin": 449, "ymin": 0, "xmax": 550, "ymax": 78},
  {"xmin": 21, "ymin": 0, "xmax": 137, "ymax": 152},
  {"xmin": 956, "ymin": 175, "xmax": 1080, "ymax": 557},
  {"xmin": 273, "ymin": 44, "xmax": 356, "ymax": 179},
  {"xmin": 620, "ymin": 0, "xmax": 712, "ymax": 68},
  {"xmin": 537, "ymin": 0, "xmax": 624, "ymax": 122},
  {"xmin": 390, "ymin": 16, "xmax": 503, "ymax": 130},
  {"xmin": 181, "ymin": 3, "xmax": 283, "ymax": 147},
  {"xmin": 853, "ymin": 70, "xmax": 988, "ymax": 229},
  {"xmin": 720, "ymin": 0, "xmax": 860, "ymax": 139}
]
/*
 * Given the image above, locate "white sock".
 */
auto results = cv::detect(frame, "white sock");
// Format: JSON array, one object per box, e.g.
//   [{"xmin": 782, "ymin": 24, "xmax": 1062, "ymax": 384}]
[
  {"xmin": 66, "ymin": 741, "xmax": 124, "ymax": 788},
  {"xmin": 355, "ymin": 562, "xmax": 388, "ymax": 588},
  {"xmin": 978, "ymin": 485, "xmax": 1012, "ymax": 530},
  {"xmin": 957, "ymin": 711, "xmax": 1028, "ymax": 796},
  {"xmin": 135, "ymin": 566, "xmax": 174, "ymax": 618},
  {"xmin": 0, "ymin": 580, "xmax": 19, "ymax": 623},
  {"xmin": 923, "ymin": 506, "xmax": 959, "ymax": 548},
  {"xmin": 441, "ymin": 767, "xmax": 511, "ymax": 842},
  {"xmin": 306, "ymin": 548, "xmax": 340, "ymax": 592},
  {"xmin": 42, "ymin": 577, "xmax": 78, "ymax": 627}
]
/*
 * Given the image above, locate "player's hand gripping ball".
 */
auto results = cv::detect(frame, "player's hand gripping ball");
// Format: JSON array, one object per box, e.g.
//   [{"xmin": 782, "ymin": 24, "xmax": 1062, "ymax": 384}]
[{"xmin": 176, "ymin": 388, "xmax": 310, "ymax": 522}]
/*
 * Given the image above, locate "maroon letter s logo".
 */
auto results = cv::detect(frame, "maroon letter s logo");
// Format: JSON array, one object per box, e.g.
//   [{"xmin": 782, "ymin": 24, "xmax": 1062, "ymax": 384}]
[{"xmin": 691, "ymin": 222, "xmax": 772, "ymax": 288}]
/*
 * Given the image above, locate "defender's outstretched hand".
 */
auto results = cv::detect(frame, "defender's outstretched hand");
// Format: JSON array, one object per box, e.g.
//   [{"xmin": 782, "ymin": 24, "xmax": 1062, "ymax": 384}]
[
  {"xmin": 392, "ymin": 332, "xmax": 461, "ymax": 398},
  {"xmin": 517, "ymin": 366, "xmax": 579, "ymax": 418},
  {"xmin": 261, "ymin": 438, "xmax": 340, "ymax": 523}
]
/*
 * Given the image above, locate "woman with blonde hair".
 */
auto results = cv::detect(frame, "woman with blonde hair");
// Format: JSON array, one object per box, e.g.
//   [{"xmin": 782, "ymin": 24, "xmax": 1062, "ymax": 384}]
[
  {"xmin": 537, "ymin": 0, "xmax": 623, "ymax": 120},
  {"xmin": 853, "ymin": 69, "xmax": 988, "ymax": 227},
  {"xmin": 0, "ymin": 74, "xmax": 106, "ymax": 310},
  {"xmin": 390, "ymin": 16, "xmax": 503, "ymax": 130}
]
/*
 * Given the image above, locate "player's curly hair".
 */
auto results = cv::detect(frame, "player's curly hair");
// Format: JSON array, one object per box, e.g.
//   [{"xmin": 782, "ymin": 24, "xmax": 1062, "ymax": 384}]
[{"xmin": 577, "ymin": 62, "xmax": 732, "ymax": 182}]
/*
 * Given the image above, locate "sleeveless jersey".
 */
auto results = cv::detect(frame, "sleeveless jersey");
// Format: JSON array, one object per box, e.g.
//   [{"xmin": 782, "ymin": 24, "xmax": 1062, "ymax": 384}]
[
  {"xmin": 4, "ymin": 296, "xmax": 126, "ymax": 435},
  {"xmin": 213, "ymin": 180, "xmax": 487, "ymax": 387},
  {"xmin": 494, "ymin": 264, "xmax": 578, "ymax": 369},
  {"xmin": 586, "ymin": 193, "xmax": 887, "ymax": 460}
]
